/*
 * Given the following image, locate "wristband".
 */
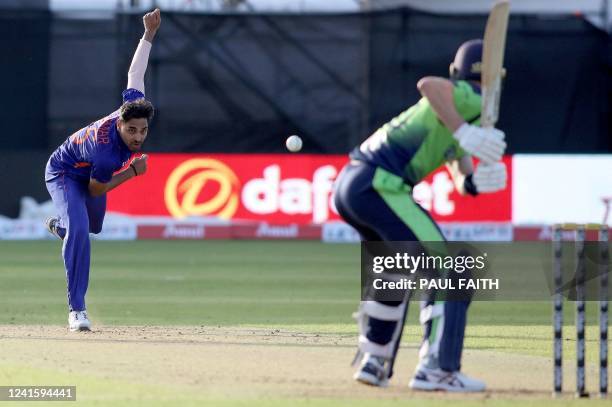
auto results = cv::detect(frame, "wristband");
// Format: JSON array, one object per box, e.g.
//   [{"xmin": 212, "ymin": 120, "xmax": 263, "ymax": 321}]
[
  {"xmin": 130, "ymin": 164, "xmax": 138, "ymax": 177},
  {"xmin": 463, "ymin": 174, "xmax": 479, "ymax": 196}
]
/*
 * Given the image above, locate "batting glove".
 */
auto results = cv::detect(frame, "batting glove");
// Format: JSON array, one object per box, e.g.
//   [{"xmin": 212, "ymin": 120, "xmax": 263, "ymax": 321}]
[
  {"xmin": 453, "ymin": 123, "xmax": 506, "ymax": 164},
  {"xmin": 472, "ymin": 162, "xmax": 507, "ymax": 193}
]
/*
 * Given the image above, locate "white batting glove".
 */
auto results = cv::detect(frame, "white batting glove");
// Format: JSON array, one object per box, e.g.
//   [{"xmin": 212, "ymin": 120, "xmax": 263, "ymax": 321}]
[
  {"xmin": 453, "ymin": 123, "xmax": 507, "ymax": 164},
  {"xmin": 472, "ymin": 162, "xmax": 507, "ymax": 193}
]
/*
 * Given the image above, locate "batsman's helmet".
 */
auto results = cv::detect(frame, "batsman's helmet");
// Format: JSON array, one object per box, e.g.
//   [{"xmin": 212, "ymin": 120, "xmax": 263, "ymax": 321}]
[{"xmin": 449, "ymin": 39, "xmax": 483, "ymax": 81}]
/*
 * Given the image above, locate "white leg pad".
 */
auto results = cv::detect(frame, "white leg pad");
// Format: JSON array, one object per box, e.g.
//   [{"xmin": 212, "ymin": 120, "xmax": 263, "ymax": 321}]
[
  {"xmin": 361, "ymin": 301, "xmax": 405, "ymax": 321},
  {"xmin": 419, "ymin": 302, "xmax": 444, "ymax": 325},
  {"xmin": 418, "ymin": 302, "xmax": 445, "ymax": 366},
  {"xmin": 355, "ymin": 301, "xmax": 407, "ymax": 359}
]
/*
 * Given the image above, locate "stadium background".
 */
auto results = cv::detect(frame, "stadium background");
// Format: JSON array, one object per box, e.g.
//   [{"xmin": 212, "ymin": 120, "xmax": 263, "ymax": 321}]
[{"xmin": 0, "ymin": 0, "xmax": 610, "ymax": 238}]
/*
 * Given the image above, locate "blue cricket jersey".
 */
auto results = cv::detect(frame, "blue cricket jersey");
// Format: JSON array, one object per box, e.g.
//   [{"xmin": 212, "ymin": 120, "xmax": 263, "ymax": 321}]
[{"xmin": 46, "ymin": 89, "xmax": 144, "ymax": 184}]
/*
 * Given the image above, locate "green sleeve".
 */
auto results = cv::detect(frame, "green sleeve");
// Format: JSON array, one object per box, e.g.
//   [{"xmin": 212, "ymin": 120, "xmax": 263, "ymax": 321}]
[{"xmin": 453, "ymin": 80, "xmax": 481, "ymax": 123}]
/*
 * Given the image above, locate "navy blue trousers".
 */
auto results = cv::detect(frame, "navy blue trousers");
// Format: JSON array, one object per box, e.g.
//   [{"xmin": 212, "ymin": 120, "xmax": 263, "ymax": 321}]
[
  {"xmin": 45, "ymin": 165, "xmax": 106, "ymax": 311},
  {"xmin": 334, "ymin": 161, "xmax": 469, "ymax": 372}
]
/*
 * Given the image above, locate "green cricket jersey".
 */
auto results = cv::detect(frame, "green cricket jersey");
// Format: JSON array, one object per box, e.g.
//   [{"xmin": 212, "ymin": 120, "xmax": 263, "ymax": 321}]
[{"xmin": 351, "ymin": 80, "xmax": 481, "ymax": 186}]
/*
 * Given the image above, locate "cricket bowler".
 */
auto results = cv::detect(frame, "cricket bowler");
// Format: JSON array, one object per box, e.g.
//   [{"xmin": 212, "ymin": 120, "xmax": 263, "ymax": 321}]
[
  {"xmin": 334, "ymin": 39, "xmax": 507, "ymax": 392},
  {"xmin": 44, "ymin": 9, "xmax": 161, "ymax": 331}
]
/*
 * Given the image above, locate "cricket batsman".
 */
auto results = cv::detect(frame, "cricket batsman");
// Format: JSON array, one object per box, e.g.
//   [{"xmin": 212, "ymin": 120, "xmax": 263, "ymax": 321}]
[
  {"xmin": 334, "ymin": 39, "xmax": 507, "ymax": 392},
  {"xmin": 44, "ymin": 9, "xmax": 161, "ymax": 331}
]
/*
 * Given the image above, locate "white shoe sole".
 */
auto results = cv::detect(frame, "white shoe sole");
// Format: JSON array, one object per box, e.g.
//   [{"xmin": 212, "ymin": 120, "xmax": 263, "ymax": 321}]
[
  {"xmin": 409, "ymin": 378, "xmax": 484, "ymax": 393},
  {"xmin": 354, "ymin": 371, "xmax": 388, "ymax": 387},
  {"xmin": 69, "ymin": 324, "xmax": 91, "ymax": 332}
]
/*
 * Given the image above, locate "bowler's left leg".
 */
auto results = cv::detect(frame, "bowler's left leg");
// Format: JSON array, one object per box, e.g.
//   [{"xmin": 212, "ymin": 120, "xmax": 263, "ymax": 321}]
[{"xmin": 86, "ymin": 193, "xmax": 106, "ymax": 235}]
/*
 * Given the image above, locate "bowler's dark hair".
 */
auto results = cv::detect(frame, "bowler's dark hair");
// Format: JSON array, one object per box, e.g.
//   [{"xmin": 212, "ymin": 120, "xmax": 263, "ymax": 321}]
[{"xmin": 120, "ymin": 99, "xmax": 154, "ymax": 123}]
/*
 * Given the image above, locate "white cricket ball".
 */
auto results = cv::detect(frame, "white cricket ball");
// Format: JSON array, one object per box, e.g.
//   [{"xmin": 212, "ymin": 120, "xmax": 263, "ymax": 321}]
[{"xmin": 285, "ymin": 135, "xmax": 303, "ymax": 152}]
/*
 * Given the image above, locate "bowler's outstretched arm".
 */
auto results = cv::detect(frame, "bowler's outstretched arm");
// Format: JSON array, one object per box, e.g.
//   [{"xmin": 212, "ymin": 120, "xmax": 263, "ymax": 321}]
[{"xmin": 127, "ymin": 8, "xmax": 161, "ymax": 93}]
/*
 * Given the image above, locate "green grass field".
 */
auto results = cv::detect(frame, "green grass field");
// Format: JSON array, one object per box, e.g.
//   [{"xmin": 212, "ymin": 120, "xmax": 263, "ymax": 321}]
[{"xmin": 0, "ymin": 241, "xmax": 609, "ymax": 406}]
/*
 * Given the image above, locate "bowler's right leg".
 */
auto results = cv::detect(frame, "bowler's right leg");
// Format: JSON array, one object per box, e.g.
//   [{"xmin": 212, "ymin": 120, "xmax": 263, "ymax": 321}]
[{"xmin": 45, "ymin": 174, "xmax": 92, "ymax": 331}]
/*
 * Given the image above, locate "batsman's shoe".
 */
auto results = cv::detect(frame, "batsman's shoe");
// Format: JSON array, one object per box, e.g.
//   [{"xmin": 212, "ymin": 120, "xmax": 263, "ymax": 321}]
[
  {"xmin": 68, "ymin": 311, "xmax": 91, "ymax": 332},
  {"xmin": 409, "ymin": 367, "xmax": 486, "ymax": 392},
  {"xmin": 45, "ymin": 217, "xmax": 64, "ymax": 240},
  {"xmin": 455, "ymin": 371, "xmax": 486, "ymax": 392},
  {"xmin": 353, "ymin": 353, "xmax": 389, "ymax": 387}
]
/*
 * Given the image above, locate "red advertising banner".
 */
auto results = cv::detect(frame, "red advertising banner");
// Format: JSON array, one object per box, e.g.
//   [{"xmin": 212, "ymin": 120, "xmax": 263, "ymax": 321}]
[
  {"xmin": 108, "ymin": 154, "xmax": 511, "ymax": 224},
  {"xmin": 414, "ymin": 156, "xmax": 513, "ymax": 223}
]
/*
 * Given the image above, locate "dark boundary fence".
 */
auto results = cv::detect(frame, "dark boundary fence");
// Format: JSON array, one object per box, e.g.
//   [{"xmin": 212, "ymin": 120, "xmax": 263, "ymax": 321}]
[
  {"xmin": 4, "ymin": 7, "xmax": 610, "ymax": 155},
  {"xmin": 115, "ymin": 9, "xmax": 609, "ymax": 154}
]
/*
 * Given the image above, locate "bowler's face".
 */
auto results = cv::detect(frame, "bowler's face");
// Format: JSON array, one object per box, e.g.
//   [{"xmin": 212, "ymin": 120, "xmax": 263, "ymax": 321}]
[{"xmin": 117, "ymin": 118, "xmax": 148, "ymax": 152}]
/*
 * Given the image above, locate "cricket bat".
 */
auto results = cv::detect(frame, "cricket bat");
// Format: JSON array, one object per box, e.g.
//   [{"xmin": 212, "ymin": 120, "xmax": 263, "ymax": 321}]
[{"xmin": 481, "ymin": 0, "xmax": 510, "ymax": 128}]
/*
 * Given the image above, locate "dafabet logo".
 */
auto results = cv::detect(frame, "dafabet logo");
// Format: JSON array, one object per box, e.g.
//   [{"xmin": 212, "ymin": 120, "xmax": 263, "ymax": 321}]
[
  {"xmin": 163, "ymin": 158, "xmax": 339, "ymax": 222},
  {"xmin": 164, "ymin": 159, "xmax": 241, "ymax": 219}
]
